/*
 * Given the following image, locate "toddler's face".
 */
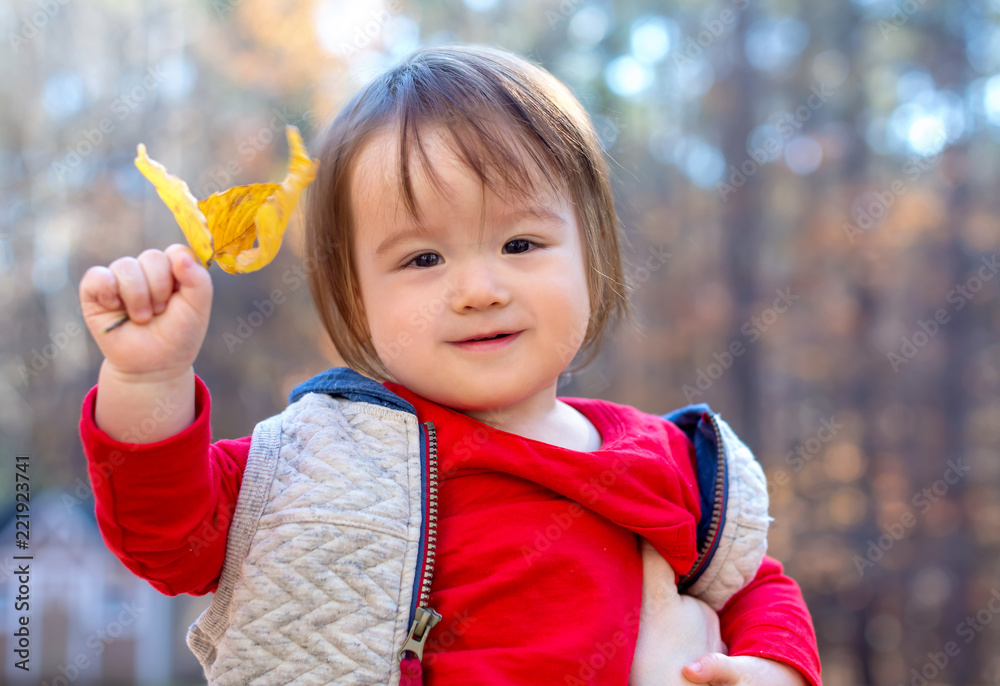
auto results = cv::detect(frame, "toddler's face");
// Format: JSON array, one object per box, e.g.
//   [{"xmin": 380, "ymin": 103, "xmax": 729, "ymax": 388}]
[{"xmin": 350, "ymin": 125, "xmax": 591, "ymax": 415}]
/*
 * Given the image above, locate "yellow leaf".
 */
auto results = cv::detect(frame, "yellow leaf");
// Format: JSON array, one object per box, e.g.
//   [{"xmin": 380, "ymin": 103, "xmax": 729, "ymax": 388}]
[
  {"xmin": 134, "ymin": 144, "xmax": 215, "ymax": 267},
  {"xmin": 134, "ymin": 125, "xmax": 319, "ymax": 274}
]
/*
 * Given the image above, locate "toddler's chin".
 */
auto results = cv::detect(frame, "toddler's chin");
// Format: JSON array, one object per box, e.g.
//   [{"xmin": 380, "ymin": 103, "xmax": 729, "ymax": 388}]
[
  {"xmin": 430, "ymin": 387, "xmax": 514, "ymax": 413},
  {"xmin": 416, "ymin": 380, "xmax": 524, "ymax": 415}
]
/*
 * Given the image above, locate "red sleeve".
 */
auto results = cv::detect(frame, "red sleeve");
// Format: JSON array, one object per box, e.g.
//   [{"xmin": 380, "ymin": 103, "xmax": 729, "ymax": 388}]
[
  {"xmin": 77, "ymin": 373, "xmax": 251, "ymax": 597},
  {"xmin": 673, "ymin": 428, "xmax": 822, "ymax": 686},
  {"xmin": 718, "ymin": 555, "xmax": 822, "ymax": 686}
]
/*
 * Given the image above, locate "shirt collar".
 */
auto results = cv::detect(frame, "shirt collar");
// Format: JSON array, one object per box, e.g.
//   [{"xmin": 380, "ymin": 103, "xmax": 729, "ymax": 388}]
[{"xmin": 288, "ymin": 366, "xmax": 416, "ymax": 414}]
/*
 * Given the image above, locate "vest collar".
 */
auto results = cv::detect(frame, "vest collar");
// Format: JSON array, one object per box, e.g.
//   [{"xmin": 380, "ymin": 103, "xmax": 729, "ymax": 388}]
[{"xmin": 288, "ymin": 366, "xmax": 417, "ymax": 415}]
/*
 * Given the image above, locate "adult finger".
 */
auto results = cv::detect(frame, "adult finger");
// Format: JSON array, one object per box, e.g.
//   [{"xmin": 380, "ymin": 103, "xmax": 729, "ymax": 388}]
[{"xmin": 683, "ymin": 653, "xmax": 740, "ymax": 685}]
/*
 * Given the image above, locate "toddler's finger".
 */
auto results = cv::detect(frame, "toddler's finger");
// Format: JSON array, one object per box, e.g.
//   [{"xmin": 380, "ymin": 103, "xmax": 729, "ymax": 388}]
[
  {"xmin": 108, "ymin": 256, "xmax": 153, "ymax": 323},
  {"xmin": 79, "ymin": 265, "xmax": 123, "ymax": 315},
  {"xmin": 137, "ymin": 249, "xmax": 174, "ymax": 315}
]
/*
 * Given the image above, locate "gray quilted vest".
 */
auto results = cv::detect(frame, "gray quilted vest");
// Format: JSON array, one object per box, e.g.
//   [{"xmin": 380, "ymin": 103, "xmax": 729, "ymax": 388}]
[{"xmin": 185, "ymin": 367, "xmax": 769, "ymax": 684}]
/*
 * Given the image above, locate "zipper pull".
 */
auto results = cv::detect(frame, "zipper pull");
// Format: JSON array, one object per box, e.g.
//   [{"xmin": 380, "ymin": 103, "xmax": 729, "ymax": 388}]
[{"xmin": 399, "ymin": 606, "xmax": 442, "ymax": 662}]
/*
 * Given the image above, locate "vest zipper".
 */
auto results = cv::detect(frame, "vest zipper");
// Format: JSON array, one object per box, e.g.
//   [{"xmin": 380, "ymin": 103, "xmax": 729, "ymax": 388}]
[
  {"xmin": 678, "ymin": 413, "xmax": 726, "ymax": 589},
  {"xmin": 398, "ymin": 421, "xmax": 442, "ymax": 684}
]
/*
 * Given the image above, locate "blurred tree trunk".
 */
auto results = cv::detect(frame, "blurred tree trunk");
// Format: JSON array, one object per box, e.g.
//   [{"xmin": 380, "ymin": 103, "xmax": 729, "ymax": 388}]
[
  {"xmin": 720, "ymin": 7, "xmax": 763, "ymax": 450},
  {"xmin": 940, "ymin": 145, "xmax": 973, "ymax": 686}
]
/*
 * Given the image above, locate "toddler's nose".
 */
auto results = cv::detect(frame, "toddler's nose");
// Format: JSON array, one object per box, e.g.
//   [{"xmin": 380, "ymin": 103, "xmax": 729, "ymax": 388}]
[{"xmin": 448, "ymin": 257, "xmax": 511, "ymax": 312}]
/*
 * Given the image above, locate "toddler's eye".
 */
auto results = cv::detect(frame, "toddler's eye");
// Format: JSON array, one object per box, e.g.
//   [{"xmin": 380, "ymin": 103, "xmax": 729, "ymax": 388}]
[
  {"xmin": 405, "ymin": 252, "xmax": 441, "ymax": 269},
  {"xmin": 503, "ymin": 239, "xmax": 537, "ymax": 254}
]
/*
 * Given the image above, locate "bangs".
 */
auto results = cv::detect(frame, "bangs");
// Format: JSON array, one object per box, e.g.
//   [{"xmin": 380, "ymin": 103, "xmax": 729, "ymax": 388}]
[
  {"xmin": 363, "ymin": 54, "xmax": 577, "ymax": 232},
  {"xmin": 396, "ymin": 113, "xmax": 564, "ymax": 231}
]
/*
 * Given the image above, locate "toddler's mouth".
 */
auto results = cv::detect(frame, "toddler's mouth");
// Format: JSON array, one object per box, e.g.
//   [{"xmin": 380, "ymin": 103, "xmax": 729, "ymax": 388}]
[
  {"xmin": 454, "ymin": 330, "xmax": 520, "ymax": 343},
  {"xmin": 449, "ymin": 330, "xmax": 524, "ymax": 349},
  {"xmin": 466, "ymin": 333, "xmax": 510, "ymax": 341}
]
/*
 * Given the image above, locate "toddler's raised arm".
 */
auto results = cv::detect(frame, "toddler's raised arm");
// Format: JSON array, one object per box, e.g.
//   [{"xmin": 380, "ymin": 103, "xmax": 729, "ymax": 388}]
[
  {"xmin": 78, "ymin": 244, "xmax": 249, "ymax": 595},
  {"xmin": 79, "ymin": 243, "xmax": 213, "ymax": 441}
]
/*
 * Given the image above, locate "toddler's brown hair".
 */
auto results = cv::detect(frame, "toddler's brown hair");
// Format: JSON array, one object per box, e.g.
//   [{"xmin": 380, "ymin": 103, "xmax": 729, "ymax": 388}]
[{"xmin": 303, "ymin": 43, "xmax": 632, "ymax": 382}]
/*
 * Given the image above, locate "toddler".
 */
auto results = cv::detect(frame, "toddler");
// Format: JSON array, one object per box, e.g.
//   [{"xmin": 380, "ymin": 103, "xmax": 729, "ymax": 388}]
[{"xmin": 78, "ymin": 44, "xmax": 821, "ymax": 685}]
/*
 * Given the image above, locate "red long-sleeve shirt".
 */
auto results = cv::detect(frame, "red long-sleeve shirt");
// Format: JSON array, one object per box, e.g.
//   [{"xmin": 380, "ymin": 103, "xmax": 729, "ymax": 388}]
[{"xmin": 78, "ymin": 374, "xmax": 821, "ymax": 686}]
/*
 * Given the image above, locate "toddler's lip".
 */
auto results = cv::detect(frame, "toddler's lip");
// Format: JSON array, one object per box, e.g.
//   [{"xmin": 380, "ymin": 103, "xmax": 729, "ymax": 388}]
[
  {"xmin": 451, "ymin": 329, "xmax": 522, "ymax": 343},
  {"xmin": 448, "ymin": 330, "xmax": 524, "ymax": 349}
]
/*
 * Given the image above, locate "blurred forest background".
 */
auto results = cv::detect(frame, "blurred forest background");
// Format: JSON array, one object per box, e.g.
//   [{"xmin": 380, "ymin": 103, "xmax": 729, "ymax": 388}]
[{"xmin": 2, "ymin": 0, "xmax": 1000, "ymax": 683}]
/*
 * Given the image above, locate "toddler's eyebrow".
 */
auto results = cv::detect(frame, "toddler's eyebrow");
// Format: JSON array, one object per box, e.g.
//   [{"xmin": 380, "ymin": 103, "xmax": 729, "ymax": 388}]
[{"xmin": 374, "ymin": 205, "xmax": 565, "ymax": 257}]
